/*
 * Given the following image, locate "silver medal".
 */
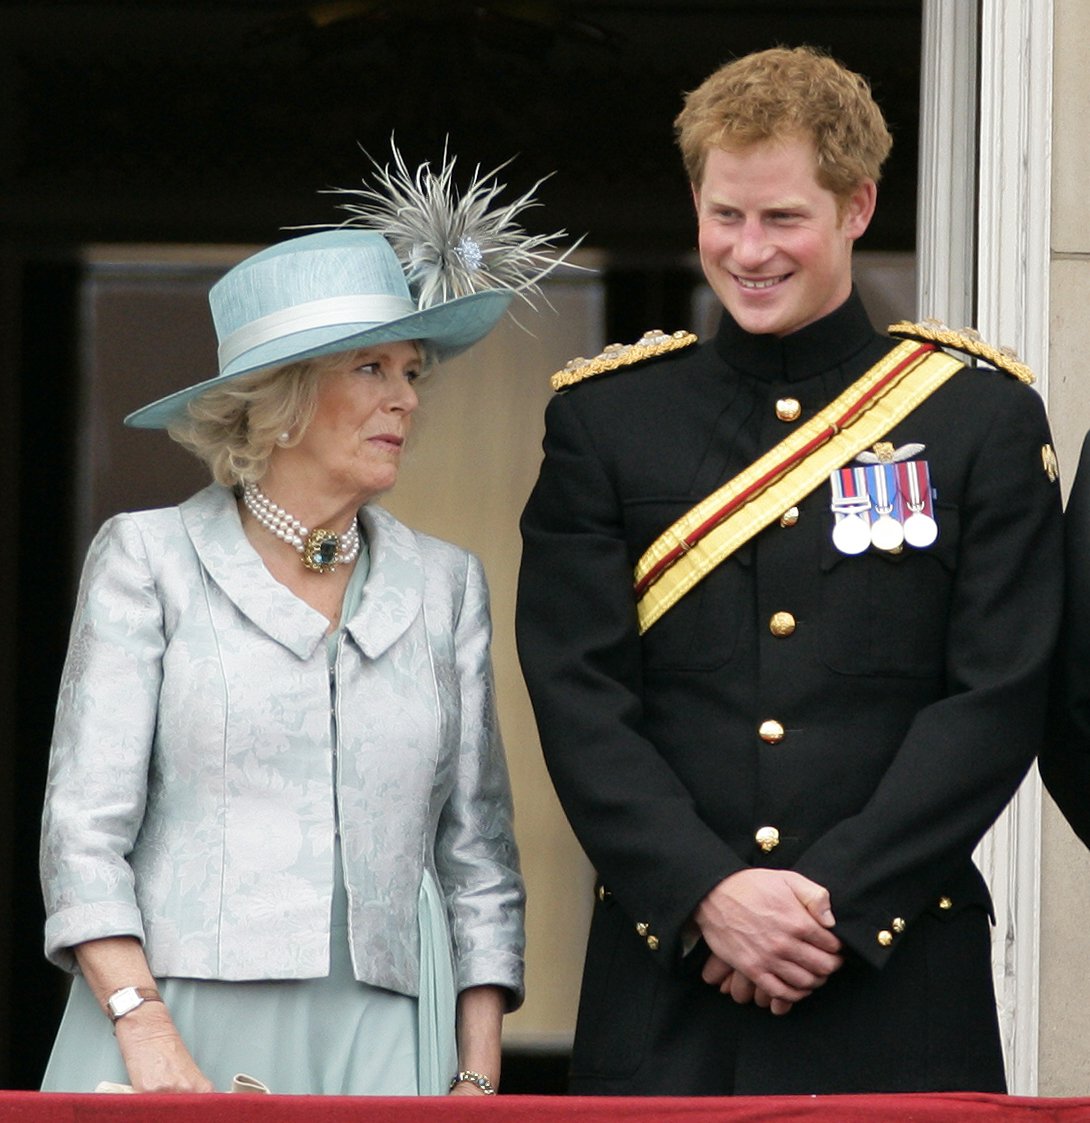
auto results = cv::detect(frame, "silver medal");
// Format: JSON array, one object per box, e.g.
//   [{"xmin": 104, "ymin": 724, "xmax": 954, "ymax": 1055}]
[
  {"xmin": 832, "ymin": 513, "xmax": 872, "ymax": 555},
  {"xmin": 897, "ymin": 457, "xmax": 939, "ymax": 549},
  {"xmin": 870, "ymin": 513, "xmax": 905, "ymax": 551},
  {"xmin": 830, "ymin": 468, "xmax": 872, "ymax": 556},
  {"xmin": 865, "ymin": 465, "xmax": 904, "ymax": 551},
  {"xmin": 903, "ymin": 511, "xmax": 938, "ymax": 548}
]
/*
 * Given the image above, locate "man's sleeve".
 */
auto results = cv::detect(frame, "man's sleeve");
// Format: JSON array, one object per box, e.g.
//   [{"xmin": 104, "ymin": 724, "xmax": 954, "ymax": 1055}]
[
  {"xmin": 792, "ymin": 381, "xmax": 1063, "ymax": 966},
  {"xmin": 1040, "ymin": 429, "xmax": 1090, "ymax": 849},
  {"xmin": 515, "ymin": 392, "xmax": 744, "ymax": 962}
]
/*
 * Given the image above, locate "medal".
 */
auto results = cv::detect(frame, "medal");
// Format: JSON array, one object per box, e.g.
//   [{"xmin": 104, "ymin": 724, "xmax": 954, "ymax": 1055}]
[
  {"xmin": 904, "ymin": 512, "xmax": 938, "ymax": 548},
  {"xmin": 871, "ymin": 514, "xmax": 904, "ymax": 551},
  {"xmin": 865, "ymin": 463, "xmax": 905, "ymax": 552},
  {"xmin": 830, "ymin": 467, "xmax": 873, "ymax": 555},
  {"xmin": 833, "ymin": 511, "xmax": 872, "ymax": 554},
  {"xmin": 897, "ymin": 459, "xmax": 939, "ymax": 547}
]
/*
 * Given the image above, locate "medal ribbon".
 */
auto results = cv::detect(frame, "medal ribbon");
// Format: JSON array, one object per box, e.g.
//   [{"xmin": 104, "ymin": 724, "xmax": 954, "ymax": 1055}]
[
  {"xmin": 867, "ymin": 464, "xmax": 892, "ymax": 514},
  {"xmin": 896, "ymin": 459, "xmax": 939, "ymax": 547},
  {"xmin": 897, "ymin": 459, "xmax": 934, "ymax": 517},
  {"xmin": 831, "ymin": 466, "xmax": 872, "ymax": 516},
  {"xmin": 864, "ymin": 462, "xmax": 906, "ymax": 551}
]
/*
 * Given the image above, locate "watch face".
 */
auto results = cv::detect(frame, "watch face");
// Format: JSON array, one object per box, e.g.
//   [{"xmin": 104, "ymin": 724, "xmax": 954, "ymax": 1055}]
[{"xmin": 107, "ymin": 987, "xmax": 143, "ymax": 1020}]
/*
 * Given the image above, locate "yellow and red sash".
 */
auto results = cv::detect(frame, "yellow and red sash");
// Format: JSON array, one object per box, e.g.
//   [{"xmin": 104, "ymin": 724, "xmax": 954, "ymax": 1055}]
[{"xmin": 634, "ymin": 340, "xmax": 965, "ymax": 633}]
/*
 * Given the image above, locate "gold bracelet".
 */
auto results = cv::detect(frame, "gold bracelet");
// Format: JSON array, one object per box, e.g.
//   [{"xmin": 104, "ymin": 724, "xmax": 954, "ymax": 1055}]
[{"xmin": 450, "ymin": 1070, "xmax": 497, "ymax": 1095}]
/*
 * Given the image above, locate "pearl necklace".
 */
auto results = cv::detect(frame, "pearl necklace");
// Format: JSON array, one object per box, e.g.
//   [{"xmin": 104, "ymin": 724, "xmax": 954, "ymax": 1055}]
[{"xmin": 242, "ymin": 482, "xmax": 361, "ymax": 574}]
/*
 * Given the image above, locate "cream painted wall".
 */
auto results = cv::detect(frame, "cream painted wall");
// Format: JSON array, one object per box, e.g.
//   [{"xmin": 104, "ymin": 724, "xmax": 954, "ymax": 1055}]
[
  {"xmin": 380, "ymin": 267, "xmax": 603, "ymax": 1047},
  {"xmin": 1038, "ymin": 0, "xmax": 1090, "ymax": 1097}
]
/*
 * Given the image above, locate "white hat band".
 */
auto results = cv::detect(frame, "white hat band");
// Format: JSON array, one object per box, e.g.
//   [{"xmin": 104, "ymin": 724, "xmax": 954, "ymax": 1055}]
[{"xmin": 217, "ymin": 293, "xmax": 418, "ymax": 371}]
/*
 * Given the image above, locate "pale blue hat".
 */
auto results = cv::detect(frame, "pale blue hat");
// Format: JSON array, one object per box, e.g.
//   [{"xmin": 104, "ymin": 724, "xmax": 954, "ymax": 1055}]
[{"xmin": 124, "ymin": 228, "xmax": 513, "ymax": 429}]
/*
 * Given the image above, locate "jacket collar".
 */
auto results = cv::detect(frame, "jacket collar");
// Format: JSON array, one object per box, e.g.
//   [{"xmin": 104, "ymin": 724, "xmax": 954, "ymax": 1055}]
[
  {"xmin": 712, "ymin": 287, "xmax": 878, "ymax": 384},
  {"xmin": 346, "ymin": 504, "xmax": 424, "ymax": 660},
  {"xmin": 180, "ymin": 484, "xmax": 423, "ymax": 661}
]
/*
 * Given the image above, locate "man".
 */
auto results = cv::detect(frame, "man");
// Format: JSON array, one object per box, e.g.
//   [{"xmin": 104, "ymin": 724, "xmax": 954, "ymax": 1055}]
[
  {"xmin": 1041, "ymin": 431, "xmax": 1090, "ymax": 848},
  {"xmin": 515, "ymin": 46, "xmax": 1061, "ymax": 1095}
]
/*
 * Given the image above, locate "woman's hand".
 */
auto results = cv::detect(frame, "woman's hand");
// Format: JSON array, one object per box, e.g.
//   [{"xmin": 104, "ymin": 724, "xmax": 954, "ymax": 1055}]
[
  {"xmin": 450, "ymin": 986, "xmax": 506, "ymax": 1097},
  {"xmin": 72, "ymin": 935, "xmax": 213, "ymax": 1093},
  {"xmin": 114, "ymin": 1003, "xmax": 214, "ymax": 1093}
]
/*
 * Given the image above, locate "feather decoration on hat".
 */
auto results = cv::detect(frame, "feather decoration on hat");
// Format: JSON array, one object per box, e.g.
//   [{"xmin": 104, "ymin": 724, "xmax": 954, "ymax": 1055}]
[{"xmin": 326, "ymin": 138, "xmax": 585, "ymax": 311}]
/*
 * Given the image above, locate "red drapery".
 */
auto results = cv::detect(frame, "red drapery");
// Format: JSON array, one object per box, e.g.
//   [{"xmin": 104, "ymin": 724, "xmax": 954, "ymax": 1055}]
[{"xmin": 2, "ymin": 1092, "xmax": 1089, "ymax": 1121}]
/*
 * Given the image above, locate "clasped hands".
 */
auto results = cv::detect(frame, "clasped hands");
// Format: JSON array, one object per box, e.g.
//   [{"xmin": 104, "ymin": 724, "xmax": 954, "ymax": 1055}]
[{"xmin": 694, "ymin": 868, "xmax": 843, "ymax": 1016}]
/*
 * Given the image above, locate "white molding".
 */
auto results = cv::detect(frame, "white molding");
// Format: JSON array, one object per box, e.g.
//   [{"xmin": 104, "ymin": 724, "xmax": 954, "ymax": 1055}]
[
  {"xmin": 919, "ymin": 0, "xmax": 1052, "ymax": 1096},
  {"xmin": 917, "ymin": 1, "xmax": 978, "ymax": 326},
  {"xmin": 977, "ymin": 8, "xmax": 1053, "ymax": 387},
  {"xmin": 974, "ymin": 0, "xmax": 1053, "ymax": 1097},
  {"xmin": 920, "ymin": 0, "xmax": 1053, "ymax": 1096}
]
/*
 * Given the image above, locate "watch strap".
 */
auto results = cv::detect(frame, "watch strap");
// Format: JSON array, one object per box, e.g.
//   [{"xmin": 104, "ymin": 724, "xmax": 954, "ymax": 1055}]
[{"xmin": 106, "ymin": 985, "xmax": 163, "ymax": 1023}]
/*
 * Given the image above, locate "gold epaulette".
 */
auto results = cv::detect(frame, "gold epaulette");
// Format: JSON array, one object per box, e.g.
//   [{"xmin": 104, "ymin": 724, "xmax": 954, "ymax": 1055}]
[
  {"xmin": 887, "ymin": 318, "xmax": 1035, "ymax": 385},
  {"xmin": 550, "ymin": 329, "xmax": 698, "ymax": 392}
]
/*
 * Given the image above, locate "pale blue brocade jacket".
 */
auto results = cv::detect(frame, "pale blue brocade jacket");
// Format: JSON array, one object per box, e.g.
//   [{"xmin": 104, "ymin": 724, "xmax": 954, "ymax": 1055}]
[{"xmin": 40, "ymin": 484, "xmax": 525, "ymax": 1004}]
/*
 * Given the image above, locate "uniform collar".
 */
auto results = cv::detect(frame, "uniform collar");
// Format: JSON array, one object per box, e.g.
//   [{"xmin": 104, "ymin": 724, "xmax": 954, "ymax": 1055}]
[{"xmin": 712, "ymin": 287, "xmax": 878, "ymax": 384}]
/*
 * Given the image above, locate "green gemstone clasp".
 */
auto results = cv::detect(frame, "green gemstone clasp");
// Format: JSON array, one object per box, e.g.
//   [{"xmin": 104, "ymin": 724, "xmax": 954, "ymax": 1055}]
[{"xmin": 302, "ymin": 528, "xmax": 340, "ymax": 573}]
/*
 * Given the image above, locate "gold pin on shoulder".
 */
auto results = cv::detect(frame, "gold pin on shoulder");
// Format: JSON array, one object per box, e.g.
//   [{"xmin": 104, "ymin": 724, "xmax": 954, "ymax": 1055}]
[
  {"xmin": 887, "ymin": 318, "xmax": 1035, "ymax": 385},
  {"xmin": 550, "ymin": 329, "xmax": 698, "ymax": 392}
]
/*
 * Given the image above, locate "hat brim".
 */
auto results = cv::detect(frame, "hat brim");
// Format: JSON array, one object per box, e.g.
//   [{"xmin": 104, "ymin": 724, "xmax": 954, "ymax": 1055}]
[{"xmin": 124, "ymin": 288, "xmax": 513, "ymax": 429}]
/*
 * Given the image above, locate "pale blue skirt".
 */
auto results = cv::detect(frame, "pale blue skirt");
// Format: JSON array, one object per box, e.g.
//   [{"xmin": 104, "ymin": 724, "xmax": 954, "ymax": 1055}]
[{"xmin": 40, "ymin": 862, "xmax": 457, "ymax": 1095}]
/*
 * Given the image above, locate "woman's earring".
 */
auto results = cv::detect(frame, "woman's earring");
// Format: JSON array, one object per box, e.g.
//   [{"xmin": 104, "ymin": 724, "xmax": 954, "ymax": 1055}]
[{"xmin": 276, "ymin": 431, "xmax": 291, "ymax": 447}]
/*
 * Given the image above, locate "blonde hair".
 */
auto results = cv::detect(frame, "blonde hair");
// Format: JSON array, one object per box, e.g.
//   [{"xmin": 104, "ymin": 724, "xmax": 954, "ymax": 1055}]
[
  {"xmin": 167, "ymin": 358, "xmax": 326, "ymax": 486},
  {"xmin": 167, "ymin": 341, "xmax": 433, "ymax": 486},
  {"xmin": 674, "ymin": 46, "xmax": 893, "ymax": 201}
]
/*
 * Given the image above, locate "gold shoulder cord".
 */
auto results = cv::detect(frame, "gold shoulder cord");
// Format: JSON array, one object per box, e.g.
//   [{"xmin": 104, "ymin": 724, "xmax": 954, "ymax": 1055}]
[
  {"xmin": 551, "ymin": 330, "xmax": 698, "ymax": 392},
  {"xmin": 887, "ymin": 318, "xmax": 1035, "ymax": 385}
]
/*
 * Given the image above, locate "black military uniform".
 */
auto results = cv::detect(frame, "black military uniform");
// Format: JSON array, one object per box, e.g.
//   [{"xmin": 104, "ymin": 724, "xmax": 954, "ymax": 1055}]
[
  {"xmin": 515, "ymin": 291, "xmax": 1062, "ymax": 1095},
  {"xmin": 1041, "ymin": 430, "xmax": 1090, "ymax": 847}
]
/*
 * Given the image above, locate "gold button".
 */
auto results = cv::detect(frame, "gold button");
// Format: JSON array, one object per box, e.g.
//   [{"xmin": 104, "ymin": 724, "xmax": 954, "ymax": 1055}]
[
  {"xmin": 635, "ymin": 921, "xmax": 649, "ymax": 937},
  {"xmin": 646, "ymin": 935, "xmax": 660, "ymax": 951},
  {"xmin": 758, "ymin": 719, "xmax": 785, "ymax": 744},
  {"xmin": 779, "ymin": 506, "xmax": 799, "ymax": 527},
  {"xmin": 938, "ymin": 896, "xmax": 953, "ymax": 910},
  {"xmin": 776, "ymin": 397, "xmax": 801, "ymax": 422},
  {"xmin": 596, "ymin": 884, "xmax": 611, "ymax": 902},
  {"xmin": 755, "ymin": 826, "xmax": 780, "ymax": 852},
  {"xmin": 892, "ymin": 917, "xmax": 906, "ymax": 933},
  {"xmin": 877, "ymin": 930, "xmax": 893, "ymax": 947},
  {"xmin": 769, "ymin": 611, "xmax": 796, "ymax": 637}
]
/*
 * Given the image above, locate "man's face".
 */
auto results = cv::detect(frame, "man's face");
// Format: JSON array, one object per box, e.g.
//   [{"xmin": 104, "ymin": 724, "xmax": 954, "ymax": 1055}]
[{"xmin": 693, "ymin": 136, "xmax": 876, "ymax": 337}]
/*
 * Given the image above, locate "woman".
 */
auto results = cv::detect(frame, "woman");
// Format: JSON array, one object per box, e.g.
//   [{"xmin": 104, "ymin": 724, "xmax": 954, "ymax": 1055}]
[{"xmin": 39, "ymin": 152, "xmax": 567, "ymax": 1096}]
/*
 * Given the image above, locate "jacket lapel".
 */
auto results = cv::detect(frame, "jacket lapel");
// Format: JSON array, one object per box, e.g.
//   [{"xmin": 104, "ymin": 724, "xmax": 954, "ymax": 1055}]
[
  {"xmin": 180, "ymin": 484, "xmax": 330, "ymax": 659},
  {"xmin": 347, "ymin": 504, "xmax": 424, "ymax": 659},
  {"xmin": 179, "ymin": 485, "xmax": 425, "ymax": 662}
]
